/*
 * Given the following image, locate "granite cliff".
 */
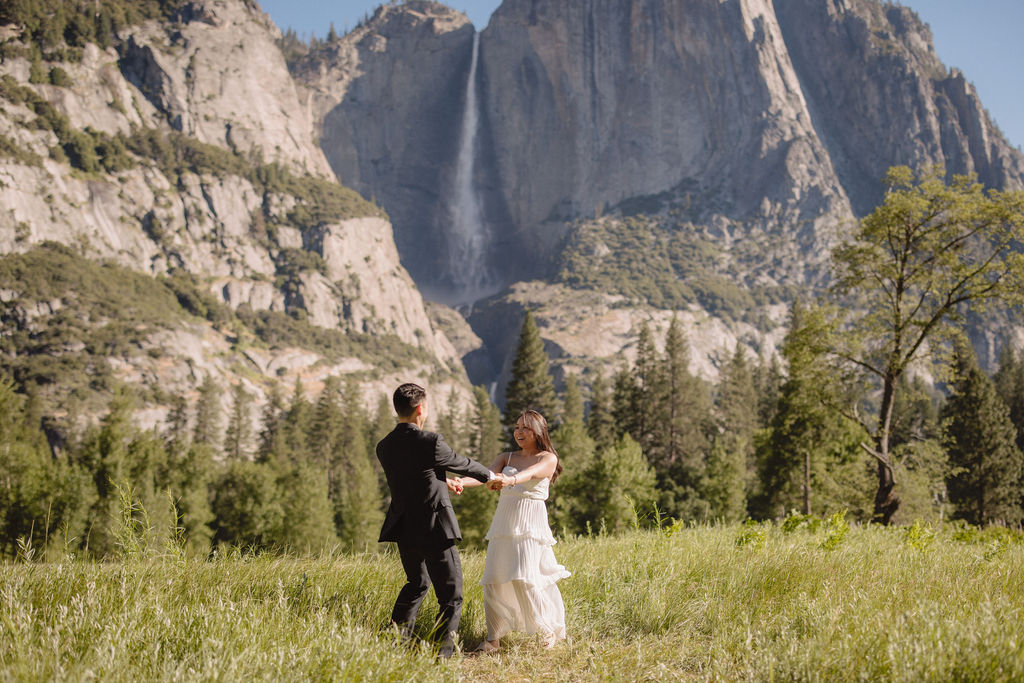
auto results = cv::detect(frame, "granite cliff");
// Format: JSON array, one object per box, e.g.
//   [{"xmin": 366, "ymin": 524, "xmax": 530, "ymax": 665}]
[
  {"xmin": 294, "ymin": 0, "xmax": 1024, "ymax": 390},
  {"xmin": 0, "ymin": 0, "xmax": 469, "ymax": 433}
]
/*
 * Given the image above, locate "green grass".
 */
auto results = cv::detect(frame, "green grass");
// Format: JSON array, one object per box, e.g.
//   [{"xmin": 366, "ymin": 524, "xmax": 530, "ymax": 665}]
[{"xmin": 2, "ymin": 523, "xmax": 1022, "ymax": 681}]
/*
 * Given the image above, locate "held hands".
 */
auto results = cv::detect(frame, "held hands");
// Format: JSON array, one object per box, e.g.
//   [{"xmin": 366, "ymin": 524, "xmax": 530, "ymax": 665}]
[
  {"xmin": 487, "ymin": 472, "xmax": 515, "ymax": 491},
  {"xmin": 448, "ymin": 472, "xmax": 517, "ymax": 495}
]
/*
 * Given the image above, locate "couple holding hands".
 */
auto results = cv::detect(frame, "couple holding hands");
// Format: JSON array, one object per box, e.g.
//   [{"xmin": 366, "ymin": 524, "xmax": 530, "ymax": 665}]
[{"xmin": 376, "ymin": 383, "xmax": 569, "ymax": 658}]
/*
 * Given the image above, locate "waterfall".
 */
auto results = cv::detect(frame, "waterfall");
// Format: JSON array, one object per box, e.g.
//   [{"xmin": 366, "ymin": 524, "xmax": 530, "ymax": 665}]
[{"xmin": 448, "ymin": 32, "xmax": 491, "ymax": 303}]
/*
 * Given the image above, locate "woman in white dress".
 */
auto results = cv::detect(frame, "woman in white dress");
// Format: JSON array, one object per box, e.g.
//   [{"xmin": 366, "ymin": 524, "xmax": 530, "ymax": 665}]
[{"xmin": 449, "ymin": 409, "xmax": 570, "ymax": 653}]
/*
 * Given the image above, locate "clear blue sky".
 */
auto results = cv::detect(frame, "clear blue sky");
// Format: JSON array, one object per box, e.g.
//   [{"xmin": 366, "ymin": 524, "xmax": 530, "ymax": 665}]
[{"xmin": 258, "ymin": 0, "xmax": 1024, "ymax": 151}]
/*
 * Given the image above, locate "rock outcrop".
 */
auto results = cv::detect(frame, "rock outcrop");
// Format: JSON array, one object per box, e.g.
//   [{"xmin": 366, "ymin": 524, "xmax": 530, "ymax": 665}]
[{"xmin": 0, "ymin": 0, "xmax": 469, "ymax": 427}]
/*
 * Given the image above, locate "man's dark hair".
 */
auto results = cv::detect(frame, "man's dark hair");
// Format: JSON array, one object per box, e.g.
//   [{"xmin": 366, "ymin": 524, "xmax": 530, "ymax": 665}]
[{"xmin": 393, "ymin": 383, "xmax": 427, "ymax": 418}]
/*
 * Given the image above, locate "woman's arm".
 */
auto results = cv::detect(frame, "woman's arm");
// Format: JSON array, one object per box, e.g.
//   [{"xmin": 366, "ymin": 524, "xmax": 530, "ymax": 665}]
[{"xmin": 505, "ymin": 451, "xmax": 558, "ymax": 486}]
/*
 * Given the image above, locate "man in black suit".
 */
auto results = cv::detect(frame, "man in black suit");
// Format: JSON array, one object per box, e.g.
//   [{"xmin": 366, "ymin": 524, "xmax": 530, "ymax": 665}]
[{"xmin": 376, "ymin": 382, "xmax": 498, "ymax": 658}]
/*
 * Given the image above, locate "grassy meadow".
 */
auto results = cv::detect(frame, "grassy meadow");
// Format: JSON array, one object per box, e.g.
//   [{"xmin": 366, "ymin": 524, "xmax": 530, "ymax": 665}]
[{"xmin": 2, "ymin": 519, "xmax": 1022, "ymax": 681}]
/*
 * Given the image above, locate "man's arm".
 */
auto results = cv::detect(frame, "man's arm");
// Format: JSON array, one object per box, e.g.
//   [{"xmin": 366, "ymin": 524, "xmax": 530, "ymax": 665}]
[{"xmin": 434, "ymin": 434, "xmax": 494, "ymax": 483}]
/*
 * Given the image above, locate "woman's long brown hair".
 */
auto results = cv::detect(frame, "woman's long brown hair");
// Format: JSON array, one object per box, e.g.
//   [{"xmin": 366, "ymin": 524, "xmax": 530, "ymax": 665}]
[{"xmin": 518, "ymin": 409, "xmax": 563, "ymax": 483}]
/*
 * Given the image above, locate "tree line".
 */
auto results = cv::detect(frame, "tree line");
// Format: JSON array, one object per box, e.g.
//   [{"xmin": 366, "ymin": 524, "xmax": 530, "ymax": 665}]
[{"xmin": 3, "ymin": 166, "xmax": 1024, "ymax": 558}]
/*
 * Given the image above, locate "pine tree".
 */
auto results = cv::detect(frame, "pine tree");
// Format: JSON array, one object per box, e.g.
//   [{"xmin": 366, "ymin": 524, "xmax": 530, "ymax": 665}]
[
  {"xmin": 164, "ymin": 393, "xmax": 191, "ymax": 455},
  {"xmin": 649, "ymin": 318, "xmax": 712, "ymax": 520},
  {"xmin": 752, "ymin": 303, "xmax": 869, "ymax": 520},
  {"xmin": 257, "ymin": 383, "xmax": 289, "ymax": 465},
  {"xmin": 549, "ymin": 373, "xmax": 596, "ymax": 535},
  {"xmin": 223, "ymin": 383, "xmax": 253, "ymax": 461},
  {"xmin": 704, "ymin": 345, "xmax": 758, "ymax": 521},
  {"xmin": 77, "ymin": 391, "xmax": 135, "ymax": 556},
  {"xmin": 193, "ymin": 375, "xmax": 222, "ymax": 454},
  {"xmin": 941, "ymin": 343, "xmax": 1024, "ymax": 526},
  {"xmin": 613, "ymin": 323, "xmax": 659, "ymax": 452},
  {"xmin": 585, "ymin": 368, "xmax": 616, "ymax": 445},
  {"xmin": 467, "ymin": 385, "xmax": 504, "ymax": 460},
  {"xmin": 333, "ymin": 378, "xmax": 383, "ymax": 550},
  {"xmin": 452, "ymin": 386, "xmax": 504, "ymax": 548},
  {"xmin": 578, "ymin": 434, "xmax": 656, "ymax": 534},
  {"xmin": 0, "ymin": 375, "xmax": 91, "ymax": 558},
  {"xmin": 993, "ymin": 345, "xmax": 1024, "ymax": 452},
  {"xmin": 503, "ymin": 310, "xmax": 557, "ymax": 425},
  {"xmin": 283, "ymin": 378, "xmax": 312, "ymax": 461}
]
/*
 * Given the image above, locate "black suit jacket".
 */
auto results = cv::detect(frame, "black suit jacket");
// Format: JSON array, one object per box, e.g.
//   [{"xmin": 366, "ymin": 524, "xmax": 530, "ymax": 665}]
[{"xmin": 376, "ymin": 423, "xmax": 493, "ymax": 545}]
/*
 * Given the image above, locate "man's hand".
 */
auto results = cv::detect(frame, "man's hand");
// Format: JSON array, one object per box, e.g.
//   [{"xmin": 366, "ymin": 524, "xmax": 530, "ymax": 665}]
[{"xmin": 446, "ymin": 477, "xmax": 464, "ymax": 495}]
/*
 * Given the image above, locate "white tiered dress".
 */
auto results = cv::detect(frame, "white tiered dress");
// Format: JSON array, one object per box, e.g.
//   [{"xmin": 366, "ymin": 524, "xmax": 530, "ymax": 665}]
[{"xmin": 481, "ymin": 465, "xmax": 570, "ymax": 642}]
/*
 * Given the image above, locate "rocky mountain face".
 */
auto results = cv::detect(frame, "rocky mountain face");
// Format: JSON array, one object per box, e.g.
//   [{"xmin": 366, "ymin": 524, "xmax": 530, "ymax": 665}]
[
  {"xmin": 5, "ymin": 0, "xmax": 1024, "ymax": 430},
  {"xmin": 0, "ymin": 0, "xmax": 469, "ymax": 433},
  {"xmin": 295, "ymin": 0, "xmax": 1024, "ymax": 390}
]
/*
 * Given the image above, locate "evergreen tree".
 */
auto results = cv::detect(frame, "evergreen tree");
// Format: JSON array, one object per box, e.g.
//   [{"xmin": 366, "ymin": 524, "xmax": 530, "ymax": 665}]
[
  {"xmin": 275, "ymin": 461, "xmax": 338, "ymax": 553},
  {"xmin": 585, "ymin": 368, "xmax": 616, "ymax": 446},
  {"xmin": 941, "ymin": 343, "xmax": 1024, "ymax": 526},
  {"xmin": 613, "ymin": 323, "xmax": 659, "ymax": 452},
  {"xmin": 468, "ymin": 386, "xmax": 504, "ymax": 459},
  {"xmin": 257, "ymin": 383, "xmax": 289, "ymax": 466},
  {"xmin": 649, "ymin": 318, "xmax": 712, "ymax": 520},
  {"xmin": 549, "ymin": 373, "xmax": 597, "ymax": 535},
  {"xmin": 452, "ymin": 386, "xmax": 504, "ymax": 548},
  {"xmin": 173, "ymin": 442, "xmax": 215, "ymax": 555},
  {"xmin": 704, "ymin": 345, "xmax": 758, "ymax": 521},
  {"xmin": 164, "ymin": 393, "xmax": 191, "ymax": 455},
  {"xmin": 77, "ymin": 391, "xmax": 135, "ymax": 556},
  {"xmin": 223, "ymin": 383, "xmax": 253, "ymax": 461},
  {"xmin": 0, "ymin": 375, "xmax": 91, "ymax": 558},
  {"xmin": 283, "ymin": 378, "xmax": 312, "ymax": 461},
  {"xmin": 753, "ymin": 303, "xmax": 870, "ymax": 520},
  {"xmin": 211, "ymin": 460, "xmax": 284, "ymax": 550},
  {"xmin": 993, "ymin": 345, "xmax": 1024, "ymax": 452},
  {"xmin": 578, "ymin": 434, "xmax": 656, "ymax": 534},
  {"xmin": 503, "ymin": 310, "xmax": 557, "ymax": 426},
  {"xmin": 310, "ymin": 376, "xmax": 343, "ymax": 492},
  {"xmin": 193, "ymin": 375, "xmax": 222, "ymax": 454},
  {"xmin": 753, "ymin": 354, "xmax": 783, "ymax": 429},
  {"xmin": 333, "ymin": 378, "xmax": 383, "ymax": 550}
]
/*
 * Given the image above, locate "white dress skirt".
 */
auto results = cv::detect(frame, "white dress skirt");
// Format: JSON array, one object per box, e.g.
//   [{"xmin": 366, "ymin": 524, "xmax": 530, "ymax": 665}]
[{"xmin": 481, "ymin": 466, "xmax": 570, "ymax": 642}]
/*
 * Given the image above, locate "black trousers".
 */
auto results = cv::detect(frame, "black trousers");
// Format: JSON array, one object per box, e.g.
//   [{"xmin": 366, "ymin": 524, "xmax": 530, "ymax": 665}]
[{"xmin": 391, "ymin": 539, "xmax": 463, "ymax": 657}]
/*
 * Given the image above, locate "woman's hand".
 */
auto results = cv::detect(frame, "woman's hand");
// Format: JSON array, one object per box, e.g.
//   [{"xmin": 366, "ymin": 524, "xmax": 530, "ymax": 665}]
[{"xmin": 447, "ymin": 477, "xmax": 464, "ymax": 495}]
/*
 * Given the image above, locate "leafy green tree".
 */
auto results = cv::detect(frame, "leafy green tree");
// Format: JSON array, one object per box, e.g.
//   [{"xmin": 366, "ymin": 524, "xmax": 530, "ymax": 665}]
[
  {"xmin": 887, "ymin": 375, "xmax": 948, "ymax": 523},
  {"xmin": 828, "ymin": 166, "xmax": 1024, "ymax": 523},
  {"xmin": 503, "ymin": 310, "xmax": 557, "ymax": 426},
  {"xmin": 941, "ymin": 343, "xmax": 1024, "ymax": 526}
]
